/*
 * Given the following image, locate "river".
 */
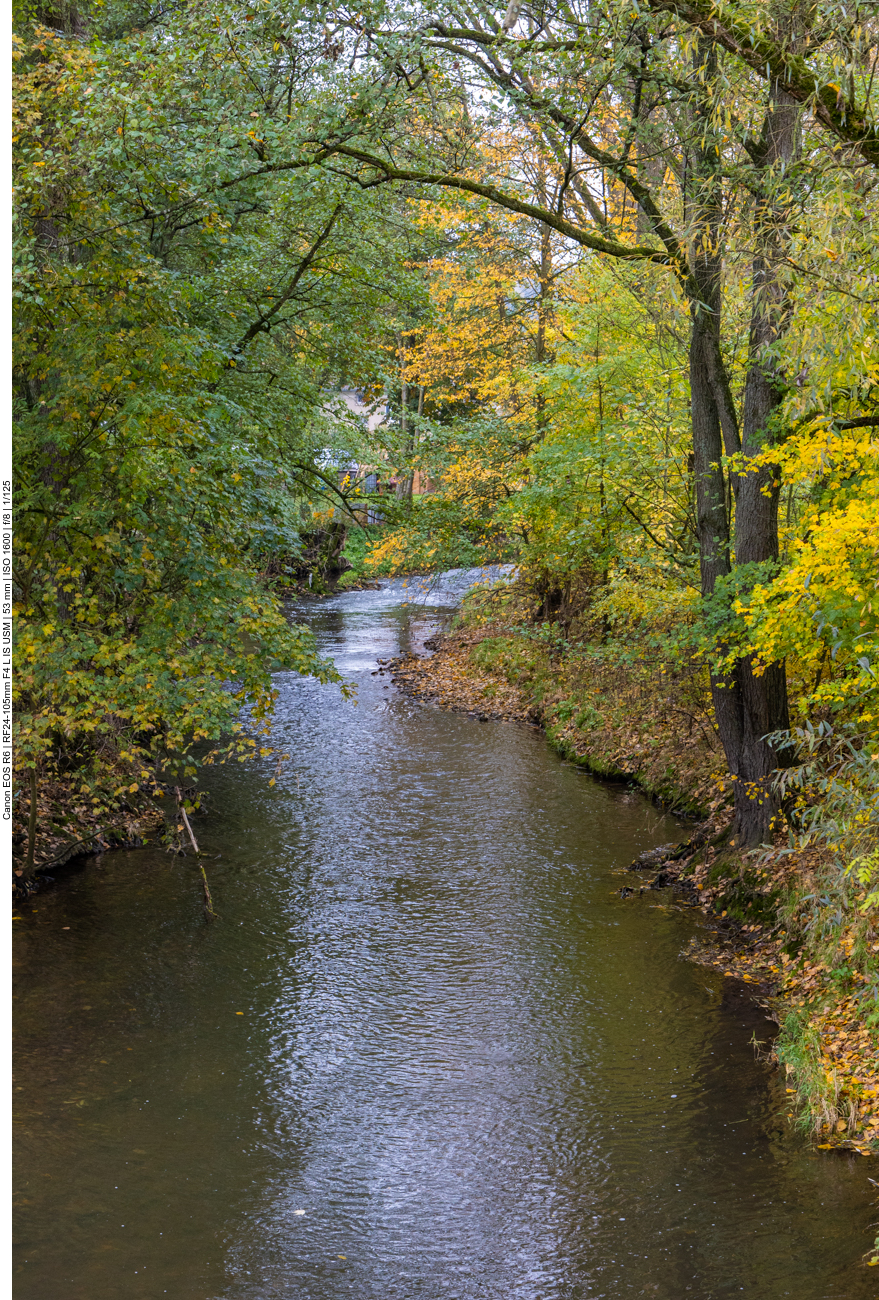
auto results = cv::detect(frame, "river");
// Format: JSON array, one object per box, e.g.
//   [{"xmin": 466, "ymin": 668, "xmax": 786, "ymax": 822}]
[{"xmin": 12, "ymin": 574, "xmax": 875, "ymax": 1299}]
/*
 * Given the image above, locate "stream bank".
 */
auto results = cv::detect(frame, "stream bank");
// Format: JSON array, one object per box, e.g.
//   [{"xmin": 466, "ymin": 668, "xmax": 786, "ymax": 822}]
[
  {"xmin": 389, "ymin": 618, "xmax": 879, "ymax": 1163},
  {"xmin": 11, "ymin": 779, "xmax": 163, "ymax": 898}
]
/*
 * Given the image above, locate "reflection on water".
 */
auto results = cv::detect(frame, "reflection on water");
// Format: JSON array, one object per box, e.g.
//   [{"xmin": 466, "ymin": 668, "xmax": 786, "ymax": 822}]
[{"xmin": 13, "ymin": 578, "xmax": 875, "ymax": 1299}]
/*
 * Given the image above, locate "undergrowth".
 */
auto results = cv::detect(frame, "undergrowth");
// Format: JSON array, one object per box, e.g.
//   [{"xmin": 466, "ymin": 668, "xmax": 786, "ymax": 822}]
[{"xmin": 456, "ymin": 575, "xmax": 725, "ymax": 818}]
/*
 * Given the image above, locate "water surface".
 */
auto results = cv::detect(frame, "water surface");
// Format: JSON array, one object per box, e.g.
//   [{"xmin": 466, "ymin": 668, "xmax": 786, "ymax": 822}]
[{"xmin": 13, "ymin": 578, "xmax": 875, "ymax": 1298}]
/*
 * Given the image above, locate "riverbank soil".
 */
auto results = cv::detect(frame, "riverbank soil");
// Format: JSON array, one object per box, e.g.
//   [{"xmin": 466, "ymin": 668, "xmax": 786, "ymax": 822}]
[
  {"xmin": 390, "ymin": 616, "xmax": 879, "ymax": 1160},
  {"xmin": 11, "ymin": 775, "xmax": 163, "ymax": 897}
]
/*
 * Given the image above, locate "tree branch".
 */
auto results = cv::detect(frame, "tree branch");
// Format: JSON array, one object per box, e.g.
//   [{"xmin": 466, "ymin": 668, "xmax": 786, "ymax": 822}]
[
  {"xmin": 233, "ymin": 204, "xmax": 343, "ymax": 354},
  {"xmin": 308, "ymin": 142, "xmax": 682, "ymax": 269},
  {"xmin": 646, "ymin": 0, "xmax": 879, "ymax": 167}
]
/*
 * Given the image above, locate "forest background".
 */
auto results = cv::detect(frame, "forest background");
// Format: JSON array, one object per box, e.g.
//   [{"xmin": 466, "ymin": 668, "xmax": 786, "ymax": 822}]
[{"xmin": 11, "ymin": 0, "xmax": 879, "ymax": 1144}]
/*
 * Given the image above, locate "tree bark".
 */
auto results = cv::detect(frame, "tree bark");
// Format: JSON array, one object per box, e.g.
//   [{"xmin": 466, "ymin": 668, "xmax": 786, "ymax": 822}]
[
  {"xmin": 684, "ymin": 43, "xmax": 746, "ymax": 821},
  {"xmin": 726, "ymin": 80, "xmax": 798, "ymax": 845},
  {"xmin": 684, "ymin": 48, "xmax": 795, "ymax": 845}
]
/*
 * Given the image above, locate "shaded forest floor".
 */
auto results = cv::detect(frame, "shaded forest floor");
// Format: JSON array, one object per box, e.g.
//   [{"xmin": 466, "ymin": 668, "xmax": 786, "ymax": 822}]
[{"xmin": 389, "ymin": 618, "xmax": 879, "ymax": 1158}]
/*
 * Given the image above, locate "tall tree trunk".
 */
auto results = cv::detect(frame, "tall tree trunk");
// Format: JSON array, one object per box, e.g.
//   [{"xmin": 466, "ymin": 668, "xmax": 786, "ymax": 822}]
[
  {"xmin": 727, "ymin": 80, "xmax": 798, "ymax": 845},
  {"xmin": 684, "ymin": 45, "xmax": 796, "ymax": 845},
  {"xmin": 396, "ymin": 331, "xmax": 413, "ymax": 502},
  {"xmin": 685, "ymin": 43, "xmax": 748, "ymax": 825}
]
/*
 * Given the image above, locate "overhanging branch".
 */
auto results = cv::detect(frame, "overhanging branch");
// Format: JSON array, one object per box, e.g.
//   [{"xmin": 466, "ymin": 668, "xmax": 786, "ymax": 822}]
[
  {"xmin": 646, "ymin": 0, "xmax": 879, "ymax": 167},
  {"xmin": 308, "ymin": 142, "xmax": 683, "ymax": 269}
]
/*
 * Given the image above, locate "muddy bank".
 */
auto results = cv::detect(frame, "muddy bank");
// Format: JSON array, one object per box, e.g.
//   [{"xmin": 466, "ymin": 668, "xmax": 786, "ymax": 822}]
[{"xmin": 11, "ymin": 777, "xmax": 163, "ymax": 899}]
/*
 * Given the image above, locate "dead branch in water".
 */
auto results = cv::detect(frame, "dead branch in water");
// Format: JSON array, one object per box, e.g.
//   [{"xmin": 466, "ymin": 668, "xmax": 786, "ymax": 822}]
[{"xmin": 176, "ymin": 787, "xmax": 218, "ymax": 922}]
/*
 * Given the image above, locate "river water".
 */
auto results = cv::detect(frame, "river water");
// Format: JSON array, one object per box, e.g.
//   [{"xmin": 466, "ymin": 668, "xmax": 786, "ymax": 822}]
[{"xmin": 13, "ymin": 576, "xmax": 876, "ymax": 1299}]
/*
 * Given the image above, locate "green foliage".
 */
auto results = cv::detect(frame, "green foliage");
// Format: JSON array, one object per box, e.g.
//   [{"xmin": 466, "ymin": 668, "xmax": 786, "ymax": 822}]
[
  {"xmin": 768, "ymin": 724, "xmax": 879, "ymax": 968},
  {"xmin": 11, "ymin": 12, "xmax": 430, "ymax": 847},
  {"xmin": 365, "ymin": 485, "xmax": 515, "ymax": 576},
  {"xmin": 506, "ymin": 262, "xmax": 696, "ymax": 593},
  {"xmin": 772, "ymin": 724, "xmax": 879, "ymax": 862},
  {"xmin": 336, "ymin": 523, "xmax": 387, "ymax": 588},
  {"xmin": 470, "ymin": 635, "xmax": 540, "ymax": 688}
]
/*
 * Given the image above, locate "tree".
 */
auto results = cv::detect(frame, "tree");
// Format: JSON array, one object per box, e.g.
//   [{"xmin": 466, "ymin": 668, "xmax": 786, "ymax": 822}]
[
  {"xmin": 11, "ymin": 9, "xmax": 433, "ymax": 864},
  {"xmin": 278, "ymin": 0, "xmax": 877, "ymax": 843},
  {"xmin": 13, "ymin": 0, "xmax": 877, "ymax": 854}
]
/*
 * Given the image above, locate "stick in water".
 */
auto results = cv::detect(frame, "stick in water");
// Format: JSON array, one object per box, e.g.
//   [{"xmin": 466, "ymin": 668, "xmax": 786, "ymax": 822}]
[
  {"xmin": 25, "ymin": 767, "xmax": 38, "ymax": 874},
  {"xmin": 177, "ymin": 790, "xmax": 217, "ymax": 921},
  {"xmin": 198, "ymin": 862, "xmax": 217, "ymax": 922},
  {"xmin": 180, "ymin": 804, "xmax": 199, "ymax": 853}
]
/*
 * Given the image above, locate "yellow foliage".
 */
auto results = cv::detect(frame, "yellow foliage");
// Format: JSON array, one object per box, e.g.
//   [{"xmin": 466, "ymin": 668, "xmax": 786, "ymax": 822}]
[{"xmin": 737, "ymin": 422, "xmax": 879, "ymax": 726}]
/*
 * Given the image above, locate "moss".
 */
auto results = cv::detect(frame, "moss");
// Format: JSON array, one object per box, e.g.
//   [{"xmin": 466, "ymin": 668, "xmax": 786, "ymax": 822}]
[
  {"xmin": 549, "ymin": 729, "xmax": 629, "ymax": 780},
  {"xmin": 701, "ymin": 854, "xmax": 780, "ymax": 925}
]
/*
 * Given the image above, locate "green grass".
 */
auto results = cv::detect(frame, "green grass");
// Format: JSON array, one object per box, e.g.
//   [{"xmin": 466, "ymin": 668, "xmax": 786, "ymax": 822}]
[{"xmin": 336, "ymin": 524, "xmax": 387, "ymax": 588}]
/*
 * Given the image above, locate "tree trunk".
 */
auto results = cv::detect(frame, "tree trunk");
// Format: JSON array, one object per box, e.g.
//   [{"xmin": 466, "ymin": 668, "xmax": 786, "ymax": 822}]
[
  {"xmin": 726, "ymin": 80, "xmax": 798, "ymax": 845},
  {"xmin": 684, "ymin": 49, "xmax": 795, "ymax": 845},
  {"xmin": 684, "ymin": 44, "xmax": 747, "ymax": 825},
  {"xmin": 395, "ymin": 331, "xmax": 415, "ymax": 502}
]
